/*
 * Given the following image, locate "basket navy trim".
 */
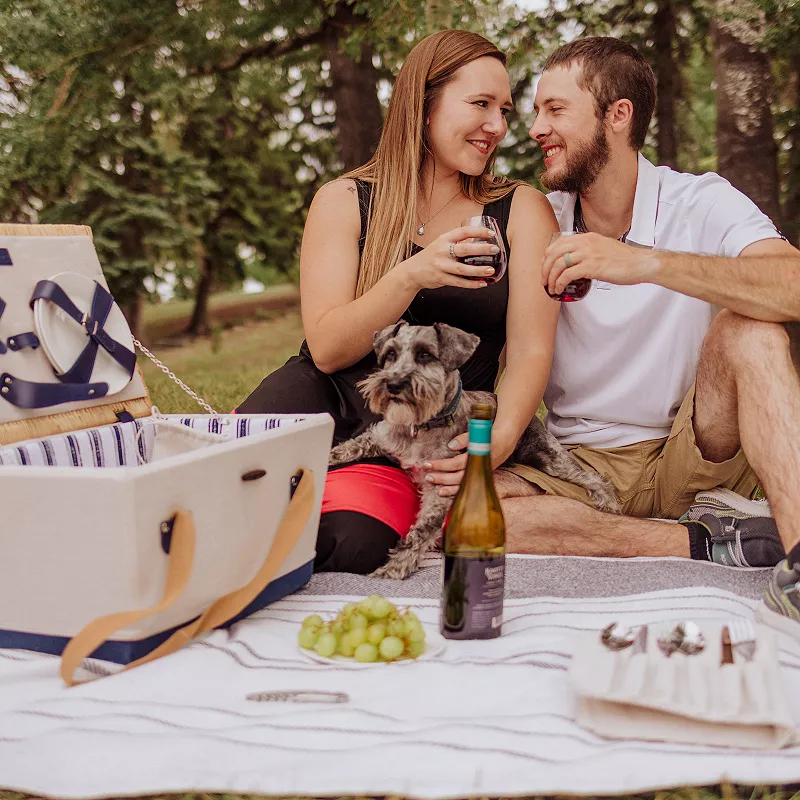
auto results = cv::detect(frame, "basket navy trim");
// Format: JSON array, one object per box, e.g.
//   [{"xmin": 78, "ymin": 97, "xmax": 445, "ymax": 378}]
[
  {"xmin": 0, "ymin": 560, "xmax": 314, "ymax": 664},
  {"xmin": 30, "ymin": 279, "xmax": 136, "ymax": 384}
]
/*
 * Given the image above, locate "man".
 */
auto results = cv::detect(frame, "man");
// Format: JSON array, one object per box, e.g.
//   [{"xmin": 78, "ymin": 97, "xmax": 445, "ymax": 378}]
[{"xmin": 496, "ymin": 37, "xmax": 800, "ymax": 637}]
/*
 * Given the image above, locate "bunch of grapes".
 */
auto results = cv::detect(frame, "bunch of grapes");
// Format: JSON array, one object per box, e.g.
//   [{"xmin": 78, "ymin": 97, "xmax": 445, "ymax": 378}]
[{"xmin": 298, "ymin": 594, "xmax": 426, "ymax": 663}]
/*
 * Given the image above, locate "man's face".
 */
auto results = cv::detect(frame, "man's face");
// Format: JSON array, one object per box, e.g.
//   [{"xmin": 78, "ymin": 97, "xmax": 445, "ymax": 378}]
[{"xmin": 529, "ymin": 64, "xmax": 610, "ymax": 193}]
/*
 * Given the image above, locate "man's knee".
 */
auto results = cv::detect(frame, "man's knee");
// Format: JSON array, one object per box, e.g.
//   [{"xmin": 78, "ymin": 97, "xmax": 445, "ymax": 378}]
[{"xmin": 702, "ymin": 310, "xmax": 789, "ymax": 374}]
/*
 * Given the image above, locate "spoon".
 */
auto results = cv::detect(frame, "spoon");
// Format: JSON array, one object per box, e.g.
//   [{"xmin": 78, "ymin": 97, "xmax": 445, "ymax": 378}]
[
  {"xmin": 657, "ymin": 625, "xmax": 683, "ymax": 657},
  {"xmin": 676, "ymin": 621, "xmax": 705, "ymax": 655},
  {"xmin": 657, "ymin": 621, "xmax": 706, "ymax": 657},
  {"xmin": 601, "ymin": 622, "xmax": 638, "ymax": 651}
]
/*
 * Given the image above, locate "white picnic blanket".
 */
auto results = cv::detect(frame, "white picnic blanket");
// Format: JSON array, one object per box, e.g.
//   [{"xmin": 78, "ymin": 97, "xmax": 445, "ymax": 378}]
[{"xmin": 1, "ymin": 554, "xmax": 800, "ymax": 798}]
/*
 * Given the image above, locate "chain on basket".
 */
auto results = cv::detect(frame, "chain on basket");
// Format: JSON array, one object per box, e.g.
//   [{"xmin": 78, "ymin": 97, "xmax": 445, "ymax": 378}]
[{"xmin": 132, "ymin": 338, "xmax": 219, "ymax": 416}]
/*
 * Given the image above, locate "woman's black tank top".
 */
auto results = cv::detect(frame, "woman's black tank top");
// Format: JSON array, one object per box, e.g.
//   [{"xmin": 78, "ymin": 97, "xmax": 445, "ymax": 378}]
[{"xmin": 352, "ymin": 179, "xmax": 515, "ymax": 390}]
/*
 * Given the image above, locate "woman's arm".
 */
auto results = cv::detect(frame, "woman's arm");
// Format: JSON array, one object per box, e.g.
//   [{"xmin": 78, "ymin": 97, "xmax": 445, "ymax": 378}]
[
  {"xmin": 301, "ymin": 180, "xmax": 502, "ymax": 374},
  {"xmin": 300, "ymin": 180, "xmax": 417, "ymax": 374},
  {"xmin": 425, "ymin": 186, "xmax": 561, "ymax": 496},
  {"xmin": 492, "ymin": 186, "xmax": 560, "ymax": 464}
]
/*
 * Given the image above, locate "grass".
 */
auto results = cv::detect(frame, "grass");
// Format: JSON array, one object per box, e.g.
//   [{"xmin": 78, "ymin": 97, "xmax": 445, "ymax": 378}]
[
  {"xmin": 140, "ymin": 307, "xmax": 305, "ymax": 414},
  {"xmin": 142, "ymin": 285, "xmax": 299, "ymax": 344}
]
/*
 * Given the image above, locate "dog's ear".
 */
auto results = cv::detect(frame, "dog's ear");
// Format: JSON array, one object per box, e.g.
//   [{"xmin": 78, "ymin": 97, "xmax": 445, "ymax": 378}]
[
  {"xmin": 433, "ymin": 323, "xmax": 480, "ymax": 371},
  {"xmin": 373, "ymin": 320, "xmax": 408, "ymax": 355}
]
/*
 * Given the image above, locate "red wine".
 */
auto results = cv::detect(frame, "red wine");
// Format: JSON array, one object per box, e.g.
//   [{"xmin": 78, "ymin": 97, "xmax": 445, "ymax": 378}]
[
  {"xmin": 459, "ymin": 250, "xmax": 508, "ymax": 284},
  {"xmin": 545, "ymin": 277, "xmax": 592, "ymax": 302}
]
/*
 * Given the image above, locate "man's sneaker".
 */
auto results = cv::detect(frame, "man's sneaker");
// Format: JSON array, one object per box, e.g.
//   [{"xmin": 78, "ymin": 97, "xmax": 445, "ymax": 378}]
[
  {"xmin": 757, "ymin": 560, "xmax": 800, "ymax": 643},
  {"xmin": 680, "ymin": 488, "xmax": 784, "ymax": 567}
]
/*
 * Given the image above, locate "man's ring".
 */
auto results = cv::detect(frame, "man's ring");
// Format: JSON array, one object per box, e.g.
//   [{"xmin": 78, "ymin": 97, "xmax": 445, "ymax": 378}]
[
  {"xmin": 563, "ymin": 252, "xmax": 575, "ymax": 268},
  {"xmin": 449, "ymin": 242, "xmax": 457, "ymax": 259}
]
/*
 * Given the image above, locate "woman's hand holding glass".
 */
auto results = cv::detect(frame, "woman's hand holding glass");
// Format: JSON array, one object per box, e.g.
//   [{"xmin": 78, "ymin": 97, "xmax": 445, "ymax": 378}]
[{"xmin": 403, "ymin": 225, "xmax": 500, "ymax": 291}]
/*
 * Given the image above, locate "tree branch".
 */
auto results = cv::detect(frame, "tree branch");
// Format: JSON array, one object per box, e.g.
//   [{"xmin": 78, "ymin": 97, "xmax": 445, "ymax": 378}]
[{"xmin": 193, "ymin": 3, "xmax": 371, "ymax": 75}]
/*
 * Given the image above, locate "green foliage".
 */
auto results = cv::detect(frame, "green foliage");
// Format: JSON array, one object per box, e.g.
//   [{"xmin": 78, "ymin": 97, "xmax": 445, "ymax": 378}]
[{"xmin": 1, "ymin": 0, "xmax": 799, "ymax": 322}]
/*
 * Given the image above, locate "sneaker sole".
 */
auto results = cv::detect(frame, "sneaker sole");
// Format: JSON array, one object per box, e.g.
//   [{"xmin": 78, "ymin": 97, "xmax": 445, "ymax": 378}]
[
  {"xmin": 756, "ymin": 600, "xmax": 800, "ymax": 644},
  {"xmin": 692, "ymin": 487, "xmax": 772, "ymax": 518}
]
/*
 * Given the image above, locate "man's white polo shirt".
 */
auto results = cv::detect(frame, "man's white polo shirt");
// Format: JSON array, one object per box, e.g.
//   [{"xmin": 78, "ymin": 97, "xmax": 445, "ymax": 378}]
[{"xmin": 544, "ymin": 153, "xmax": 781, "ymax": 449}]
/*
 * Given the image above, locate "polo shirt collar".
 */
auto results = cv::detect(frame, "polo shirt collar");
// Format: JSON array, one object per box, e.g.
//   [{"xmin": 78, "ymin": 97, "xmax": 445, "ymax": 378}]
[
  {"xmin": 559, "ymin": 152, "xmax": 659, "ymax": 248},
  {"xmin": 626, "ymin": 153, "xmax": 659, "ymax": 249}
]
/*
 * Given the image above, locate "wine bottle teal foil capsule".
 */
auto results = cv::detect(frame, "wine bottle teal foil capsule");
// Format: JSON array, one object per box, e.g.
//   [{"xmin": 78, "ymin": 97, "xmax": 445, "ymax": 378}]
[{"xmin": 440, "ymin": 404, "xmax": 505, "ymax": 639}]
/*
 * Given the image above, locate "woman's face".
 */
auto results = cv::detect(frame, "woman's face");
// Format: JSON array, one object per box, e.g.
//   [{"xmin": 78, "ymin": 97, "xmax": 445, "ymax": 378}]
[{"xmin": 426, "ymin": 56, "xmax": 512, "ymax": 176}]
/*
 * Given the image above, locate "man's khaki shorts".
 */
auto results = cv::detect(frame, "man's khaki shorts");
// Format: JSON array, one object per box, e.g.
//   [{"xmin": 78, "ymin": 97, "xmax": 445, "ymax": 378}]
[{"xmin": 504, "ymin": 384, "xmax": 758, "ymax": 519}]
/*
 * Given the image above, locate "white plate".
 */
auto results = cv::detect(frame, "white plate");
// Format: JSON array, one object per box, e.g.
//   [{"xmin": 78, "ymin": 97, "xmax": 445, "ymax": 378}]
[
  {"xmin": 32, "ymin": 272, "xmax": 135, "ymax": 395},
  {"xmin": 299, "ymin": 628, "xmax": 447, "ymax": 667}
]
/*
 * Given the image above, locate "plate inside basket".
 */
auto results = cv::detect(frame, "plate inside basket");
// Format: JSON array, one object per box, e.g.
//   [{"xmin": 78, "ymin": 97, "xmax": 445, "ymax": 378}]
[
  {"xmin": 299, "ymin": 628, "xmax": 447, "ymax": 666},
  {"xmin": 33, "ymin": 271, "xmax": 135, "ymax": 395}
]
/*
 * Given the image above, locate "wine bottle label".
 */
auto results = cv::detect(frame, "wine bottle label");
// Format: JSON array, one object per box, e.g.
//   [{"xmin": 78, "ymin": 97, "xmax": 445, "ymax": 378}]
[{"xmin": 441, "ymin": 554, "xmax": 505, "ymax": 639}]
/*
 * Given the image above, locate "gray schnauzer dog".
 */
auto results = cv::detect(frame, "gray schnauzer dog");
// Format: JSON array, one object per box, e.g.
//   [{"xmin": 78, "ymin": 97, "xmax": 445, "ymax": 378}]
[{"xmin": 328, "ymin": 321, "xmax": 620, "ymax": 579}]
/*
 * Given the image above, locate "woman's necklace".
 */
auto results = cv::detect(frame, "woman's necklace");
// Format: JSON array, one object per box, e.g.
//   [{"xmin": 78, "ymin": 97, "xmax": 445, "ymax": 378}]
[{"xmin": 416, "ymin": 187, "xmax": 463, "ymax": 236}]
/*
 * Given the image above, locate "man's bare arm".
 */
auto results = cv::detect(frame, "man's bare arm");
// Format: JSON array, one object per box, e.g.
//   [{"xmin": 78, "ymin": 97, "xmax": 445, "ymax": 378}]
[
  {"xmin": 543, "ymin": 234, "xmax": 800, "ymax": 323},
  {"xmin": 649, "ymin": 239, "xmax": 800, "ymax": 322}
]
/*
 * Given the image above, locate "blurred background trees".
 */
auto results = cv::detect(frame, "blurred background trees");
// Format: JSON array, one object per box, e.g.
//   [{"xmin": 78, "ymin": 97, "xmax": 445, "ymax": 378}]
[{"xmin": 1, "ymin": 0, "xmax": 798, "ymax": 339}]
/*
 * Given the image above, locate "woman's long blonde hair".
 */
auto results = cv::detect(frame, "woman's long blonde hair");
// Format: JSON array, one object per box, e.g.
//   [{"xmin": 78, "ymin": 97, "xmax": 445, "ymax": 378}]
[{"xmin": 346, "ymin": 29, "xmax": 522, "ymax": 297}]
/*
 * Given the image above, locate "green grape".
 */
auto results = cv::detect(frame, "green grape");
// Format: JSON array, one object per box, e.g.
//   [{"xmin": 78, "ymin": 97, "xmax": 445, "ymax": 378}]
[
  {"xmin": 367, "ymin": 623, "xmax": 387, "ymax": 645},
  {"xmin": 337, "ymin": 636, "xmax": 356, "ymax": 658},
  {"xmin": 406, "ymin": 639, "xmax": 425, "ymax": 658},
  {"xmin": 298, "ymin": 627, "xmax": 319, "ymax": 650},
  {"xmin": 370, "ymin": 596, "xmax": 395, "ymax": 620},
  {"xmin": 348, "ymin": 612, "xmax": 368, "ymax": 630},
  {"xmin": 302, "ymin": 614, "xmax": 324, "ymax": 629},
  {"xmin": 386, "ymin": 618, "xmax": 405, "ymax": 638},
  {"xmin": 345, "ymin": 628, "xmax": 368, "ymax": 649},
  {"xmin": 405, "ymin": 622, "xmax": 426, "ymax": 644},
  {"xmin": 403, "ymin": 610, "xmax": 420, "ymax": 625},
  {"xmin": 379, "ymin": 635, "xmax": 405, "ymax": 661},
  {"xmin": 354, "ymin": 643, "xmax": 379, "ymax": 662},
  {"xmin": 330, "ymin": 619, "xmax": 346, "ymax": 635},
  {"xmin": 340, "ymin": 603, "xmax": 357, "ymax": 616},
  {"xmin": 314, "ymin": 632, "xmax": 338, "ymax": 658}
]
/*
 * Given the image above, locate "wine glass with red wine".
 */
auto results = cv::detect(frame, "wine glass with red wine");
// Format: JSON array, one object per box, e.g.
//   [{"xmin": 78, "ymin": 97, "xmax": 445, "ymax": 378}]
[
  {"xmin": 545, "ymin": 231, "xmax": 592, "ymax": 302},
  {"xmin": 459, "ymin": 215, "xmax": 507, "ymax": 284}
]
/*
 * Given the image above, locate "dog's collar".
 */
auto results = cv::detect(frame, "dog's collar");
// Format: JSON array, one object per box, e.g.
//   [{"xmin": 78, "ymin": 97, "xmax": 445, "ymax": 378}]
[{"xmin": 411, "ymin": 376, "xmax": 463, "ymax": 438}]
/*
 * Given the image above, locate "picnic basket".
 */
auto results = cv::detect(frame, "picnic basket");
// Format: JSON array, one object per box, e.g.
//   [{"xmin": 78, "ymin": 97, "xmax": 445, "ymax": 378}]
[{"xmin": 0, "ymin": 223, "xmax": 333, "ymax": 685}]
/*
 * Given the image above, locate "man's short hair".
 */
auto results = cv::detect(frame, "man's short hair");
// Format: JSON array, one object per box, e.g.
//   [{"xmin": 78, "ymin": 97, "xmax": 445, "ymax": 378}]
[{"xmin": 543, "ymin": 37, "xmax": 656, "ymax": 151}]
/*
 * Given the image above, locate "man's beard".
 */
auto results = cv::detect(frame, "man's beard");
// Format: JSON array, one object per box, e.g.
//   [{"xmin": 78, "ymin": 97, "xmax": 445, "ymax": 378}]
[{"xmin": 540, "ymin": 119, "xmax": 610, "ymax": 194}]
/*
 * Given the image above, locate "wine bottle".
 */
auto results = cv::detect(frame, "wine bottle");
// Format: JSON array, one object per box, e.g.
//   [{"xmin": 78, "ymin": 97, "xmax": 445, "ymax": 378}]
[{"xmin": 440, "ymin": 403, "xmax": 506, "ymax": 639}]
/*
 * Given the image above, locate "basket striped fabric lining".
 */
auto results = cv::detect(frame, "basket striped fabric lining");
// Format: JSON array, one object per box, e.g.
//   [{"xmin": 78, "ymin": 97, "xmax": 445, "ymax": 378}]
[{"xmin": 0, "ymin": 415, "xmax": 306, "ymax": 467}]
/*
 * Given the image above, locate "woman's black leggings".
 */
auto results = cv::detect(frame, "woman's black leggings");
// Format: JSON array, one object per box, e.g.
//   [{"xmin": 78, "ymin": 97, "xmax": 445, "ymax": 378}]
[{"xmin": 313, "ymin": 511, "xmax": 401, "ymax": 574}]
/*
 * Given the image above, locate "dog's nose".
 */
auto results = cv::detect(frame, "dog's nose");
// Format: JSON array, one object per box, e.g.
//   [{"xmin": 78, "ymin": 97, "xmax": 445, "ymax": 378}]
[{"xmin": 386, "ymin": 379, "xmax": 408, "ymax": 395}]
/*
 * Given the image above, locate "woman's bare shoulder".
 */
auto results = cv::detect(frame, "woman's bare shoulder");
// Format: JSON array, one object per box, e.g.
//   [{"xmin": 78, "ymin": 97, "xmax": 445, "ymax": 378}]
[
  {"xmin": 307, "ymin": 178, "xmax": 362, "ymax": 229},
  {"xmin": 313, "ymin": 178, "xmax": 362, "ymax": 204},
  {"xmin": 509, "ymin": 182, "xmax": 550, "ymax": 206}
]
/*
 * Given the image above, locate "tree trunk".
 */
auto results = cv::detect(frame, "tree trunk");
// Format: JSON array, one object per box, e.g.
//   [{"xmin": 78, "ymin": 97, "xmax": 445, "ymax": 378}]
[
  {"xmin": 324, "ymin": 32, "xmax": 382, "ymax": 171},
  {"xmin": 120, "ymin": 293, "xmax": 145, "ymax": 342},
  {"xmin": 653, "ymin": 0, "xmax": 679, "ymax": 169},
  {"xmin": 711, "ymin": 10, "xmax": 782, "ymax": 225},
  {"xmin": 187, "ymin": 244, "xmax": 214, "ymax": 337},
  {"xmin": 784, "ymin": 56, "xmax": 800, "ymax": 246}
]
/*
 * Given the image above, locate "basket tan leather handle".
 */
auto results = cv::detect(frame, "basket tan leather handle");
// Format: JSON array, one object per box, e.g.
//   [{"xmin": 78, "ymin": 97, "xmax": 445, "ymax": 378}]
[{"xmin": 61, "ymin": 468, "xmax": 315, "ymax": 686}]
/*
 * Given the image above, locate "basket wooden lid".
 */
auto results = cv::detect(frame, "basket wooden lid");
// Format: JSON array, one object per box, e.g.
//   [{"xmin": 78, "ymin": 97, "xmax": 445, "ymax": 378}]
[{"xmin": 0, "ymin": 224, "xmax": 152, "ymax": 446}]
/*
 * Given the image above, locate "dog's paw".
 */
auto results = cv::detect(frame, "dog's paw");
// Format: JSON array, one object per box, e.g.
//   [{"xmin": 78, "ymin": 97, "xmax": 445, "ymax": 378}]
[
  {"xmin": 591, "ymin": 491, "xmax": 622, "ymax": 515},
  {"xmin": 370, "ymin": 560, "xmax": 416, "ymax": 581}
]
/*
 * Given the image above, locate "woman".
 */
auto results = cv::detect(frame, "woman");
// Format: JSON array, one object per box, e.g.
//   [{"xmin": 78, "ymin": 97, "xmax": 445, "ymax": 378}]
[{"xmin": 237, "ymin": 29, "xmax": 560, "ymax": 572}]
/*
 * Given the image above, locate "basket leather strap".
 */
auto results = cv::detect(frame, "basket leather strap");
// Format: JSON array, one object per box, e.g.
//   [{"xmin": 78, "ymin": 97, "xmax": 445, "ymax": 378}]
[
  {"xmin": 60, "ymin": 468, "xmax": 315, "ymax": 686},
  {"xmin": 31, "ymin": 280, "xmax": 136, "ymax": 382},
  {"xmin": 0, "ymin": 372, "xmax": 109, "ymax": 408}
]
